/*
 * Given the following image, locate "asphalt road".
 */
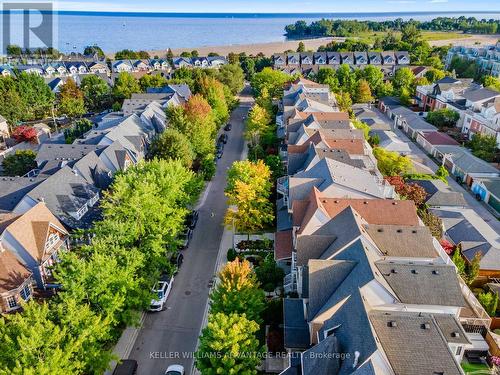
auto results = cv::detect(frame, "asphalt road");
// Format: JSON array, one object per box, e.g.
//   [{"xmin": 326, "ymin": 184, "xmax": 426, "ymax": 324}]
[{"xmin": 128, "ymin": 85, "xmax": 254, "ymax": 375}]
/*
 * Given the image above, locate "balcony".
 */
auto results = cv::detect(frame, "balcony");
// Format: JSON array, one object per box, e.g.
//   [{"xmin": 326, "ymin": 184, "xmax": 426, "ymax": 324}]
[
  {"xmin": 459, "ymin": 276, "xmax": 491, "ymax": 330},
  {"xmin": 277, "ymin": 176, "xmax": 289, "ymax": 196}
]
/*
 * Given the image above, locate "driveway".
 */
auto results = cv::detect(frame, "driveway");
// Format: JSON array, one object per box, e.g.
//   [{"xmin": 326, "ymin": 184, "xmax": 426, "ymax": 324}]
[
  {"xmin": 369, "ymin": 106, "xmax": 500, "ymax": 234},
  {"xmin": 128, "ymin": 85, "xmax": 254, "ymax": 375}
]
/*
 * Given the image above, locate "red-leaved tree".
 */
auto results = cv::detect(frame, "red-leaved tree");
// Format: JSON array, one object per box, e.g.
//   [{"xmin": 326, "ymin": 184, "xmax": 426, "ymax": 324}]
[{"xmin": 11, "ymin": 125, "xmax": 38, "ymax": 143}]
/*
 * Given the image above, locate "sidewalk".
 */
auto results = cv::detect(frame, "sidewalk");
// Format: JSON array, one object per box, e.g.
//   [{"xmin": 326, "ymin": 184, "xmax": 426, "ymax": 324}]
[{"xmin": 104, "ymin": 313, "xmax": 146, "ymax": 375}]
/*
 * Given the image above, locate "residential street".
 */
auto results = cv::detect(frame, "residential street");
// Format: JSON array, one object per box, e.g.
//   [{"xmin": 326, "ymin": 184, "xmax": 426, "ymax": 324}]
[{"xmin": 128, "ymin": 85, "xmax": 253, "ymax": 375}]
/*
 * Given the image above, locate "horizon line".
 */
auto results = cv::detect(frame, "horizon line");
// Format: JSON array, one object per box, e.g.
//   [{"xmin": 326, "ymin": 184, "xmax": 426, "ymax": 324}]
[{"xmin": 2, "ymin": 10, "xmax": 500, "ymax": 17}]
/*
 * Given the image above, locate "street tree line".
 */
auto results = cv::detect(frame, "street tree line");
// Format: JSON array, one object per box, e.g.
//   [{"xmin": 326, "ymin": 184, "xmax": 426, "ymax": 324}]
[{"xmin": 0, "ymin": 159, "xmax": 202, "ymax": 374}]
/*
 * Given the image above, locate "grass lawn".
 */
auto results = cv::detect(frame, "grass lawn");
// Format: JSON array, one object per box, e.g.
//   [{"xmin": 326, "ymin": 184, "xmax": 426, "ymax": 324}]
[
  {"xmin": 461, "ymin": 362, "xmax": 491, "ymax": 374},
  {"xmin": 352, "ymin": 30, "xmax": 471, "ymax": 43}
]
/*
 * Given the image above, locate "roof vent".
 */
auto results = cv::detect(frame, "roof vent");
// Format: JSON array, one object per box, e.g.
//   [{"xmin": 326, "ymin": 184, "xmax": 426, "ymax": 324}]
[
  {"xmin": 377, "ymin": 228, "xmax": 383, "ymax": 233},
  {"xmin": 411, "ymin": 269, "xmax": 418, "ymax": 274},
  {"xmin": 432, "ymin": 270, "xmax": 439, "ymax": 275},
  {"xmin": 363, "ymin": 201, "xmax": 368, "ymax": 204},
  {"xmin": 412, "ymin": 230, "xmax": 417, "ymax": 233},
  {"xmin": 392, "ymin": 202, "xmax": 397, "ymax": 205},
  {"xmin": 388, "ymin": 321, "xmax": 397, "ymax": 327},
  {"xmin": 391, "ymin": 269, "xmax": 398, "ymax": 274},
  {"xmin": 452, "ymin": 331, "xmax": 460, "ymax": 338},
  {"xmin": 396, "ymin": 229, "xmax": 402, "ymax": 233},
  {"xmin": 334, "ymin": 200, "xmax": 339, "ymax": 203},
  {"xmin": 422, "ymin": 323, "xmax": 431, "ymax": 330}
]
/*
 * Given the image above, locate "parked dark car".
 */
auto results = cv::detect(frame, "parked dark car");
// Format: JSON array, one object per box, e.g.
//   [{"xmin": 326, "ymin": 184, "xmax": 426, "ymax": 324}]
[
  {"xmin": 178, "ymin": 228, "xmax": 193, "ymax": 250},
  {"xmin": 216, "ymin": 143, "xmax": 224, "ymax": 159},
  {"xmin": 170, "ymin": 253, "xmax": 184, "ymax": 275},
  {"xmin": 185, "ymin": 210, "xmax": 199, "ymax": 229},
  {"xmin": 218, "ymin": 133, "xmax": 228, "ymax": 144},
  {"xmin": 113, "ymin": 360, "xmax": 138, "ymax": 375},
  {"xmin": 224, "ymin": 123, "xmax": 232, "ymax": 131}
]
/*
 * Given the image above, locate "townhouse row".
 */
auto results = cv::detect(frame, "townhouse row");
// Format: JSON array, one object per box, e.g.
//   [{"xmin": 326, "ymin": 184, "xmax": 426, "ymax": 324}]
[
  {"xmin": 446, "ymin": 43, "xmax": 500, "ymax": 78},
  {"xmin": 274, "ymin": 78, "xmax": 491, "ymax": 375},
  {"xmin": 0, "ymin": 84, "xmax": 192, "ymax": 313},
  {"xmin": 0, "ymin": 55, "xmax": 228, "ymax": 79}
]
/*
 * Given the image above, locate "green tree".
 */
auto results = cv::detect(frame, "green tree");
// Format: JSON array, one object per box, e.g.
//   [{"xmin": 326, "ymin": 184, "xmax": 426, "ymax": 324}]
[
  {"xmin": 1, "ymin": 149, "xmax": 37, "ymax": 176},
  {"xmin": 425, "ymin": 68, "xmax": 446, "ymax": 83},
  {"xmin": 361, "ymin": 65, "xmax": 384, "ymax": 93},
  {"xmin": 484, "ymin": 75, "xmax": 500, "ymax": 92},
  {"xmin": 83, "ymin": 45, "xmax": 105, "ymax": 59},
  {"xmin": 240, "ymin": 58, "xmax": 256, "ymax": 80},
  {"xmin": 336, "ymin": 91, "xmax": 353, "ymax": 113},
  {"xmin": 335, "ymin": 64, "xmax": 356, "ymax": 95},
  {"xmin": 80, "ymin": 75, "xmax": 111, "ymax": 111},
  {"xmin": 426, "ymin": 108, "xmax": 460, "ymax": 129},
  {"xmin": 224, "ymin": 160, "xmax": 274, "ymax": 234},
  {"xmin": 16, "ymin": 72, "xmax": 54, "ymax": 119},
  {"xmin": 216, "ymin": 64, "xmax": 245, "ymax": 95},
  {"xmin": 210, "ymin": 259, "xmax": 265, "ymax": 322},
  {"xmin": 6, "ymin": 44, "xmax": 22, "ymax": 56},
  {"xmin": 451, "ymin": 248, "xmax": 466, "ymax": 279},
  {"xmin": 468, "ymin": 133, "xmax": 498, "ymax": 162},
  {"xmin": 393, "ymin": 67, "xmax": 416, "ymax": 94},
  {"xmin": 196, "ymin": 312, "xmax": 263, "ymax": 375},
  {"xmin": 435, "ymin": 165, "xmax": 449, "ymax": 181},
  {"xmin": 465, "ymin": 252, "xmax": 481, "ymax": 285},
  {"xmin": 245, "ymin": 104, "xmax": 272, "ymax": 148},
  {"xmin": 198, "ymin": 76, "xmax": 230, "ymax": 126},
  {"xmin": 478, "ymin": 291, "xmax": 498, "ymax": 317},
  {"xmin": 377, "ymin": 81, "xmax": 394, "ymax": 98},
  {"xmin": 138, "ymin": 74, "xmax": 168, "ymax": 91},
  {"xmin": 354, "ymin": 79, "xmax": 373, "ymax": 103},
  {"xmin": 58, "ymin": 78, "xmax": 86, "ymax": 118},
  {"xmin": 316, "ymin": 67, "xmax": 339, "ymax": 93},
  {"xmin": 254, "ymin": 255, "xmax": 285, "ymax": 292},
  {"xmin": 264, "ymin": 154, "xmax": 285, "ymax": 181},
  {"xmin": 168, "ymin": 94, "xmax": 217, "ymax": 159},
  {"xmin": 373, "ymin": 147, "xmax": 412, "ymax": 176},
  {"xmin": 149, "ymin": 128, "xmax": 195, "ymax": 168},
  {"xmin": 113, "ymin": 72, "xmax": 141, "ymax": 100},
  {"xmin": 0, "ymin": 76, "xmax": 27, "ymax": 124},
  {"xmin": 418, "ymin": 208, "xmax": 443, "ymax": 238},
  {"xmin": 251, "ymin": 67, "xmax": 290, "ymax": 98},
  {"xmin": 296, "ymin": 41, "xmax": 305, "ymax": 52}
]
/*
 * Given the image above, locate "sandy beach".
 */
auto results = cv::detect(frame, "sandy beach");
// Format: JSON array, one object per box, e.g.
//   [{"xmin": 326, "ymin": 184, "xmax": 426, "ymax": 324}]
[
  {"xmin": 148, "ymin": 37, "xmax": 344, "ymax": 58},
  {"xmin": 145, "ymin": 33, "xmax": 500, "ymax": 58}
]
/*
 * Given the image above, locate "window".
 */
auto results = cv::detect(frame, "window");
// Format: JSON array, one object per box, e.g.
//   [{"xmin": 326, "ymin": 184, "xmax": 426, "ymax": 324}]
[
  {"xmin": 455, "ymin": 346, "xmax": 462, "ymax": 356},
  {"xmin": 45, "ymin": 232, "xmax": 60, "ymax": 250},
  {"xmin": 20, "ymin": 284, "xmax": 31, "ymax": 301},
  {"xmin": 7, "ymin": 296, "xmax": 17, "ymax": 309},
  {"xmin": 88, "ymin": 193, "xmax": 99, "ymax": 207}
]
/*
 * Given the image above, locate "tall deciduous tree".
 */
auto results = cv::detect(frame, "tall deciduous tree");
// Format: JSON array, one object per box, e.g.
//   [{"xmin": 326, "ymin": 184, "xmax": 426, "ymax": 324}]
[
  {"xmin": 373, "ymin": 147, "xmax": 412, "ymax": 176},
  {"xmin": 149, "ymin": 128, "xmax": 195, "ymax": 168},
  {"xmin": 245, "ymin": 104, "xmax": 272, "ymax": 147},
  {"xmin": 16, "ymin": 72, "xmax": 54, "ymax": 119},
  {"xmin": 210, "ymin": 259, "xmax": 265, "ymax": 323},
  {"xmin": 1, "ymin": 149, "xmax": 37, "ymax": 176},
  {"xmin": 354, "ymin": 79, "xmax": 373, "ymax": 103},
  {"xmin": 224, "ymin": 160, "xmax": 274, "ymax": 234},
  {"xmin": 393, "ymin": 67, "xmax": 416, "ymax": 94},
  {"xmin": 198, "ymin": 76, "xmax": 230, "ymax": 126},
  {"xmin": 138, "ymin": 74, "xmax": 168, "ymax": 91},
  {"xmin": 196, "ymin": 312, "xmax": 263, "ymax": 375},
  {"xmin": 217, "ymin": 64, "xmax": 245, "ymax": 95},
  {"xmin": 80, "ymin": 75, "xmax": 111, "ymax": 111},
  {"xmin": 113, "ymin": 72, "xmax": 141, "ymax": 100},
  {"xmin": 58, "ymin": 78, "xmax": 86, "ymax": 117}
]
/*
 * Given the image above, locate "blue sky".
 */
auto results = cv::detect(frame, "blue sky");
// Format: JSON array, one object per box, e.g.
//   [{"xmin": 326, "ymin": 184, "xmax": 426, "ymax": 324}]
[{"xmin": 52, "ymin": 0, "xmax": 500, "ymax": 13}]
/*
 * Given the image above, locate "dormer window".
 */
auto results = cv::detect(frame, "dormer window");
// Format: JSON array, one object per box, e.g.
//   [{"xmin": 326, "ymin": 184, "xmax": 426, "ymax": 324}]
[{"xmin": 45, "ymin": 232, "xmax": 60, "ymax": 251}]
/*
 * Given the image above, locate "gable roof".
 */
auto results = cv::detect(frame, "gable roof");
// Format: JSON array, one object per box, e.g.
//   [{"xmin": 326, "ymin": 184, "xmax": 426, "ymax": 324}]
[
  {"xmin": 369, "ymin": 311, "xmax": 465, "ymax": 375},
  {"xmin": 0, "ymin": 247, "xmax": 32, "ymax": 293},
  {"xmin": 0, "ymin": 177, "xmax": 46, "ymax": 211},
  {"xmin": 421, "ymin": 131, "xmax": 460, "ymax": 146},
  {"xmin": 365, "ymin": 224, "xmax": 438, "ymax": 258},
  {"xmin": 4, "ymin": 202, "xmax": 67, "ymax": 263},
  {"xmin": 376, "ymin": 261, "xmax": 465, "ymax": 307},
  {"xmin": 19, "ymin": 167, "xmax": 100, "ymax": 229}
]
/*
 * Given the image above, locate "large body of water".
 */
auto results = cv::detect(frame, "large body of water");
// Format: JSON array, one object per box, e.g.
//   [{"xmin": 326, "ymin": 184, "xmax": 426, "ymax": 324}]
[{"xmin": 6, "ymin": 11, "xmax": 500, "ymax": 53}]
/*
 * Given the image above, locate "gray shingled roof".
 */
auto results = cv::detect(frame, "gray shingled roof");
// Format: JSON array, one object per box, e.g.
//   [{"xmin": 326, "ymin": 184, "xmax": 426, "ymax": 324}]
[
  {"xmin": 23, "ymin": 166, "xmax": 100, "ymax": 229},
  {"xmin": 301, "ymin": 335, "xmax": 340, "ymax": 374},
  {"xmin": 461, "ymin": 87, "xmax": 500, "ymax": 103},
  {"xmin": 36, "ymin": 144, "xmax": 105, "ymax": 165},
  {"xmin": 435, "ymin": 145, "xmax": 500, "ymax": 175},
  {"xmin": 284, "ymin": 298, "xmax": 310, "ymax": 349},
  {"xmin": 0, "ymin": 176, "xmax": 46, "ymax": 211},
  {"xmin": 365, "ymin": 224, "xmax": 438, "ymax": 258},
  {"xmin": 369, "ymin": 311, "xmax": 465, "ymax": 375},
  {"xmin": 376, "ymin": 261, "xmax": 465, "ymax": 307}
]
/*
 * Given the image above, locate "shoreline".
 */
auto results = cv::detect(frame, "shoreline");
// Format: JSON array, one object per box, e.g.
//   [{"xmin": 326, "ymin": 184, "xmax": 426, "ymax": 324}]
[{"xmin": 143, "ymin": 33, "xmax": 500, "ymax": 58}]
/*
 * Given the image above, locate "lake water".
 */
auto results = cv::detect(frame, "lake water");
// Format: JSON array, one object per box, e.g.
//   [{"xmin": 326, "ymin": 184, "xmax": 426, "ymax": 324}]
[{"xmin": 6, "ymin": 11, "xmax": 500, "ymax": 53}]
